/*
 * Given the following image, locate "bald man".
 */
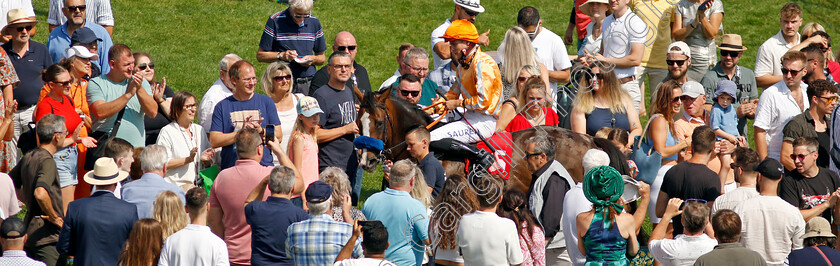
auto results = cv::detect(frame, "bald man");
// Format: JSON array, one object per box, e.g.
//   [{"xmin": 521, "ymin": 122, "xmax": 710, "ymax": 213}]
[{"xmin": 309, "ymin": 31, "xmax": 372, "ymax": 95}]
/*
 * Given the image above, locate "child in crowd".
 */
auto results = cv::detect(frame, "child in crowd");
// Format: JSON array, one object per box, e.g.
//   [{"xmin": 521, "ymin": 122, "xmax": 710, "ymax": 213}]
[
  {"xmin": 710, "ymin": 80, "xmax": 746, "ymax": 183},
  {"xmin": 288, "ymin": 96, "xmax": 322, "ymax": 208},
  {"xmin": 606, "ymin": 128, "xmax": 638, "ymax": 179}
]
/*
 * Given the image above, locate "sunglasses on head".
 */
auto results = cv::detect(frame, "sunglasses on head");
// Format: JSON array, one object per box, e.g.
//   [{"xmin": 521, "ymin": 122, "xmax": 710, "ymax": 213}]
[
  {"xmin": 15, "ymin": 25, "xmax": 33, "ymax": 32},
  {"xmin": 66, "ymin": 5, "xmax": 86, "ymax": 12},
  {"xmin": 781, "ymin": 67, "xmax": 804, "ymax": 76},
  {"xmin": 336, "ymin": 45, "xmax": 356, "ymax": 52},
  {"xmin": 790, "ymin": 152, "xmax": 814, "ymax": 161},
  {"xmin": 400, "ymin": 90, "xmax": 420, "ymax": 97},
  {"xmin": 721, "ymin": 50, "xmax": 740, "ymax": 58},
  {"xmin": 138, "ymin": 62, "xmax": 155, "ymax": 71},
  {"xmin": 666, "ymin": 59, "xmax": 686, "ymax": 67},
  {"xmin": 272, "ymin": 75, "xmax": 292, "ymax": 82}
]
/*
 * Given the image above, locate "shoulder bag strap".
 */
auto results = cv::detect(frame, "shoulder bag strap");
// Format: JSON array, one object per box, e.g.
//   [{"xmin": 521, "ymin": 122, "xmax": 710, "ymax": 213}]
[
  {"xmin": 814, "ymin": 246, "xmax": 833, "ymax": 266},
  {"xmin": 110, "ymin": 107, "xmax": 127, "ymax": 137},
  {"xmin": 636, "ymin": 114, "xmax": 662, "ymax": 155}
]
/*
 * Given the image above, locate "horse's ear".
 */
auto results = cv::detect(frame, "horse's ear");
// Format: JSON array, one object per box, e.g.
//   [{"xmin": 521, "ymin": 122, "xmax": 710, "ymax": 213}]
[
  {"xmin": 352, "ymin": 85, "xmax": 364, "ymax": 104},
  {"xmin": 378, "ymin": 85, "xmax": 393, "ymax": 102}
]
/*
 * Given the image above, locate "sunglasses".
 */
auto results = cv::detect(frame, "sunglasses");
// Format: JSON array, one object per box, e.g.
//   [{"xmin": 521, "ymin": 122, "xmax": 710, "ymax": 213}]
[
  {"xmin": 52, "ymin": 80, "xmax": 72, "ymax": 87},
  {"xmin": 15, "ymin": 25, "xmax": 33, "ymax": 32},
  {"xmin": 66, "ymin": 5, "xmax": 86, "ymax": 12},
  {"xmin": 672, "ymin": 96, "xmax": 682, "ymax": 103},
  {"xmin": 465, "ymin": 10, "xmax": 479, "ymax": 17},
  {"xmin": 138, "ymin": 62, "xmax": 155, "ymax": 71},
  {"xmin": 819, "ymin": 95, "xmax": 839, "ymax": 105},
  {"xmin": 721, "ymin": 50, "xmax": 740, "ymax": 58},
  {"xmin": 666, "ymin": 59, "xmax": 686, "ymax": 67},
  {"xmin": 293, "ymin": 13, "xmax": 311, "ymax": 19},
  {"xmin": 336, "ymin": 45, "xmax": 356, "ymax": 52},
  {"xmin": 781, "ymin": 67, "xmax": 804, "ymax": 76},
  {"xmin": 400, "ymin": 90, "xmax": 420, "ymax": 97},
  {"xmin": 790, "ymin": 152, "xmax": 814, "ymax": 161},
  {"xmin": 525, "ymin": 152, "xmax": 543, "ymax": 158},
  {"xmin": 184, "ymin": 104, "xmax": 197, "ymax": 110},
  {"xmin": 272, "ymin": 75, "xmax": 292, "ymax": 82}
]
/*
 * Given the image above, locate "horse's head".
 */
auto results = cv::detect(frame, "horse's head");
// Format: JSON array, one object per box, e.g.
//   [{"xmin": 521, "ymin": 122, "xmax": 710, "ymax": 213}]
[{"xmin": 356, "ymin": 86, "xmax": 392, "ymax": 172}]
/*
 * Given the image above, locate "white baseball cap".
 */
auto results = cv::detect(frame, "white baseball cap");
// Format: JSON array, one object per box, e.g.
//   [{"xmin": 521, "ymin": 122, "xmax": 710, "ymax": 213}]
[{"xmin": 65, "ymin": 45, "xmax": 99, "ymax": 61}]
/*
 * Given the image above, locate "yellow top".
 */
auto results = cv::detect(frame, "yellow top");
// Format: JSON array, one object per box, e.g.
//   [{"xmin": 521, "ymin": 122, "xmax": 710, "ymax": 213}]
[{"xmin": 629, "ymin": 0, "xmax": 678, "ymax": 69}]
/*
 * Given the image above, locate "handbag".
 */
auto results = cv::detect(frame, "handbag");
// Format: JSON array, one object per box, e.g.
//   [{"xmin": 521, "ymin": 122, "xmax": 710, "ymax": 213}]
[
  {"xmin": 631, "ymin": 114, "xmax": 663, "ymax": 184},
  {"xmin": 18, "ymin": 96, "xmax": 73, "ymax": 155},
  {"xmin": 84, "ymin": 108, "xmax": 126, "ymax": 170}
]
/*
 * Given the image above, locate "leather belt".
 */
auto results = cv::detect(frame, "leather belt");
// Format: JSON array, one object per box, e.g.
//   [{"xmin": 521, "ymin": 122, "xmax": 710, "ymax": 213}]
[{"xmin": 619, "ymin": 76, "xmax": 636, "ymax": 84}]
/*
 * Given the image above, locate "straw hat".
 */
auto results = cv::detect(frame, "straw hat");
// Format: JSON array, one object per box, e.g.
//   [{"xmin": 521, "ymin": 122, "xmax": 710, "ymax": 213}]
[
  {"xmin": 83, "ymin": 158, "xmax": 129, "ymax": 185},
  {"xmin": 580, "ymin": 0, "xmax": 610, "ymax": 17},
  {"xmin": 1, "ymin": 9, "xmax": 37, "ymax": 35},
  {"xmin": 719, "ymin": 34, "xmax": 748, "ymax": 51}
]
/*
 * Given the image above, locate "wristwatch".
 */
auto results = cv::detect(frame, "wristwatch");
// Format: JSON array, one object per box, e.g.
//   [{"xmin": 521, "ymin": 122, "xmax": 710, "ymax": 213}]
[
  {"xmin": 156, "ymin": 95, "xmax": 165, "ymax": 104},
  {"xmin": 276, "ymin": 52, "xmax": 283, "ymax": 61}
]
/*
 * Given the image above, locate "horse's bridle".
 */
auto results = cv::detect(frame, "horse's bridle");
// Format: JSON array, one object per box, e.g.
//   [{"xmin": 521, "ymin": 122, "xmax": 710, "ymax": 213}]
[{"xmin": 359, "ymin": 95, "xmax": 404, "ymax": 162}]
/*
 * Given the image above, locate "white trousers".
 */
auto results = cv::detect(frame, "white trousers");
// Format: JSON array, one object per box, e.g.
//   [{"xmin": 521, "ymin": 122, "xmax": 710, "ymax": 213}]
[{"xmin": 430, "ymin": 110, "xmax": 496, "ymax": 143}]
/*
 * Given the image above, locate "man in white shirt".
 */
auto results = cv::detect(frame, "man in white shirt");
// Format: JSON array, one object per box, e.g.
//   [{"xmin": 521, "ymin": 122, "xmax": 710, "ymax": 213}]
[
  {"xmin": 430, "ymin": 0, "xmax": 489, "ymax": 69},
  {"xmin": 649, "ymin": 198, "xmax": 718, "ymax": 266},
  {"xmin": 198, "ymin": 53, "xmax": 241, "ymax": 133},
  {"xmin": 711, "ymin": 147, "xmax": 760, "ymax": 215},
  {"xmin": 754, "ymin": 51, "xmax": 809, "ymax": 161},
  {"xmin": 159, "ymin": 187, "xmax": 229, "ymax": 266},
  {"xmin": 457, "ymin": 172, "xmax": 524, "ymax": 266},
  {"xmin": 588, "ymin": 0, "xmax": 647, "ymax": 112},
  {"xmin": 754, "ymin": 3, "xmax": 802, "ymax": 88},
  {"xmin": 733, "ymin": 158, "xmax": 806, "ymax": 266},
  {"xmin": 516, "ymin": 6, "xmax": 572, "ymax": 98}
]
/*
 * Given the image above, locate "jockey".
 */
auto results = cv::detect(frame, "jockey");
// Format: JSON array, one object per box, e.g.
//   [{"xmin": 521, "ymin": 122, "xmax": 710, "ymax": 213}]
[{"xmin": 430, "ymin": 19, "xmax": 504, "ymax": 143}]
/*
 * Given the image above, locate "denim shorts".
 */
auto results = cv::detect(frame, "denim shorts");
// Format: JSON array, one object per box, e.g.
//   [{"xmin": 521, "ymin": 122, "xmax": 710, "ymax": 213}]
[{"xmin": 54, "ymin": 145, "xmax": 78, "ymax": 188}]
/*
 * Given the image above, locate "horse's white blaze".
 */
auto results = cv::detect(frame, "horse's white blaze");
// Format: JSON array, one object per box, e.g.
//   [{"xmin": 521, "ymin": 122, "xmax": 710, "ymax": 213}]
[
  {"xmin": 360, "ymin": 148, "xmax": 368, "ymax": 167},
  {"xmin": 360, "ymin": 112, "xmax": 371, "ymax": 137}
]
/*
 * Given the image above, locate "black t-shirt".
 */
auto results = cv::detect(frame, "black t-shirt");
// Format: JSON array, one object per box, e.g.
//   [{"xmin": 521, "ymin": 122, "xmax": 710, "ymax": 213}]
[
  {"xmin": 780, "ymin": 167, "xmax": 840, "ymax": 222},
  {"xmin": 144, "ymin": 84, "xmax": 175, "ymax": 145},
  {"xmin": 660, "ymin": 161, "xmax": 721, "ymax": 235},
  {"xmin": 818, "ymin": 131, "xmax": 831, "ymax": 168},
  {"xmin": 312, "ymin": 84, "xmax": 357, "ymax": 171},
  {"xmin": 419, "ymin": 152, "xmax": 445, "ymax": 197}
]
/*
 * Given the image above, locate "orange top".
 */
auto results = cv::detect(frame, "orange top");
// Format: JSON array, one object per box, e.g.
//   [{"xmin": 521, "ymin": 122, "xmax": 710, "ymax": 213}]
[{"xmin": 444, "ymin": 48, "xmax": 504, "ymax": 116}]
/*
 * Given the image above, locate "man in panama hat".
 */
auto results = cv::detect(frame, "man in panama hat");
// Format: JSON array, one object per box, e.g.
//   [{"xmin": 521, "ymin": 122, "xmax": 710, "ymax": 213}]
[
  {"xmin": 57, "ymin": 157, "xmax": 138, "ymax": 266},
  {"xmin": 700, "ymin": 33, "xmax": 759, "ymax": 136}
]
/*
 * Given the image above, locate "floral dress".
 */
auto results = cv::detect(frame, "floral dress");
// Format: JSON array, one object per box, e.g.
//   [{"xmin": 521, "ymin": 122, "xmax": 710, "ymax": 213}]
[{"xmin": 0, "ymin": 48, "xmax": 19, "ymax": 172}]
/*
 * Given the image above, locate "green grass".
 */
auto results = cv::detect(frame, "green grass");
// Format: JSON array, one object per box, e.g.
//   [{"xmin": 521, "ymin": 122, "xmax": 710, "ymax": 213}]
[{"xmin": 25, "ymin": 0, "xmax": 840, "ymax": 209}]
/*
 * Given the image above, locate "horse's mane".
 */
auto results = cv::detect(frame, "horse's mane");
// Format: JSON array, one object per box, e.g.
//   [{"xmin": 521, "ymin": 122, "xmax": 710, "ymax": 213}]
[{"xmin": 386, "ymin": 93, "xmax": 435, "ymax": 129}]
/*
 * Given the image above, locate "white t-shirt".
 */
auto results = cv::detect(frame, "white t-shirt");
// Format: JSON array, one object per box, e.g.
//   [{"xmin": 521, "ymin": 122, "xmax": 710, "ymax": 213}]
[
  {"xmin": 277, "ymin": 93, "xmax": 303, "ymax": 155},
  {"xmin": 457, "ymin": 211, "xmax": 524, "ymax": 265},
  {"xmin": 378, "ymin": 70, "xmax": 401, "ymax": 92},
  {"xmin": 156, "ymin": 122, "xmax": 211, "ymax": 188},
  {"xmin": 159, "ymin": 224, "xmax": 229, "ymax": 266},
  {"xmin": 753, "ymin": 81, "xmax": 808, "ymax": 161},
  {"xmin": 601, "ymin": 10, "xmax": 647, "ymax": 79},
  {"xmin": 532, "ymin": 27, "xmax": 573, "ymax": 98},
  {"xmin": 711, "ymin": 186, "xmax": 759, "ymax": 215},
  {"xmin": 334, "ymin": 258, "xmax": 397, "ymax": 266},
  {"xmin": 431, "ymin": 19, "xmax": 453, "ymax": 69},
  {"xmin": 734, "ymin": 195, "xmax": 805, "ymax": 266},
  {"xmin": 755, "ymin": 31, "xmax": 801, "ymax": 77},
  {"xmin": 198, "ymin": 79, "xmax": 234, "ymax": 133},
  {"xmin": 649, "ymin": 234, "xmax": 718, "ymax": 266},
  {"xmin": 562, "ymin": 183, "xmax": 592, "ymax": 266},
  {"xmin": 676, "ymin": 0, "xmax": 724, "ymax": 49}
]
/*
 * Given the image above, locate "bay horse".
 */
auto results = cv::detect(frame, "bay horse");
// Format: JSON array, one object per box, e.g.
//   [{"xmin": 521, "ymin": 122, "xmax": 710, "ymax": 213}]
[{"xmin": 353, "ymin": 86, "xmax": 595, "ymax": 193}]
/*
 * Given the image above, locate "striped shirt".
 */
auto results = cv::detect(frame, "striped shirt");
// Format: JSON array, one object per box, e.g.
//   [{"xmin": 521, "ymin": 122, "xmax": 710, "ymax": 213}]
[
  {"xmin": 286, "ymin": 214, "xmax": 362, "ymax": 266},
  {"xmin": 259, "ymin": 8, "xmax": 327, "ymax": 78},
  {"xmin": 48, "ymin": 0, "xmax": 114, "ymax": 26}
]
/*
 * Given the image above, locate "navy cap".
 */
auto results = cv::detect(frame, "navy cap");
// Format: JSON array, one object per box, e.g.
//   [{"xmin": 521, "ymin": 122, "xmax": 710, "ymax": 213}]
[
  {"xmin": 71, "ymin": 27, "xmax": 102, "ymax": 45},
  {"xmin": 753, "ymin": 157, "xmax": 784, "ymax": 180},
  {"xmin": 305, "ymin": 181, "xmax": 333, "ymax": 203},
  {"xmin": 0, "ymin": 216, "xmax": 26, "ymax": 239}
]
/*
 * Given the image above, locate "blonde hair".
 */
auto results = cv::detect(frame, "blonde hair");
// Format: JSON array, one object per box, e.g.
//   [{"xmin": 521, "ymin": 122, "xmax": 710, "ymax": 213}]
[
  {"xmin": 410, "ymin": 166, "xmax": 432, "ymax": 208},
  {"xmin": 516, "ymin": 76, "xmax": 553, "ymax": 112},
  {"xmin": 292, "ymin": 114, "xmax": 318, "ymax": 145},
  {"xmin": 261, "ymin": 61, "xmax": 294, "ymax": 95},
  {"xmin": 152, "ymin": 191, "xmax": 188, "ymax": 240},
  {"xmin": 572, "ymin": 65, "xmax": 628, "ymax": 114},
  {"xmin": 500, "ymin": 27, "xmax": 542, "ymax": 85}
]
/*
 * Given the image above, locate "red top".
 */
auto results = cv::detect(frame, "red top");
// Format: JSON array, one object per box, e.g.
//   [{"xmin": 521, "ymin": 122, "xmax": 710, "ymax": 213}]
[
  {"xmin": 827, "ymin": 60, "xmax": 840, "ymax": 82},
  {"xmin": 575, "ymin": 0, "xmax": 592, "ymax": 39},
  {"xmin": 35, "ymin": 95, "xmax": 83, "ymax": 140},
  {"xmin": 505, "ymin": 107, "xmax": 559, "ymax": 132}
]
